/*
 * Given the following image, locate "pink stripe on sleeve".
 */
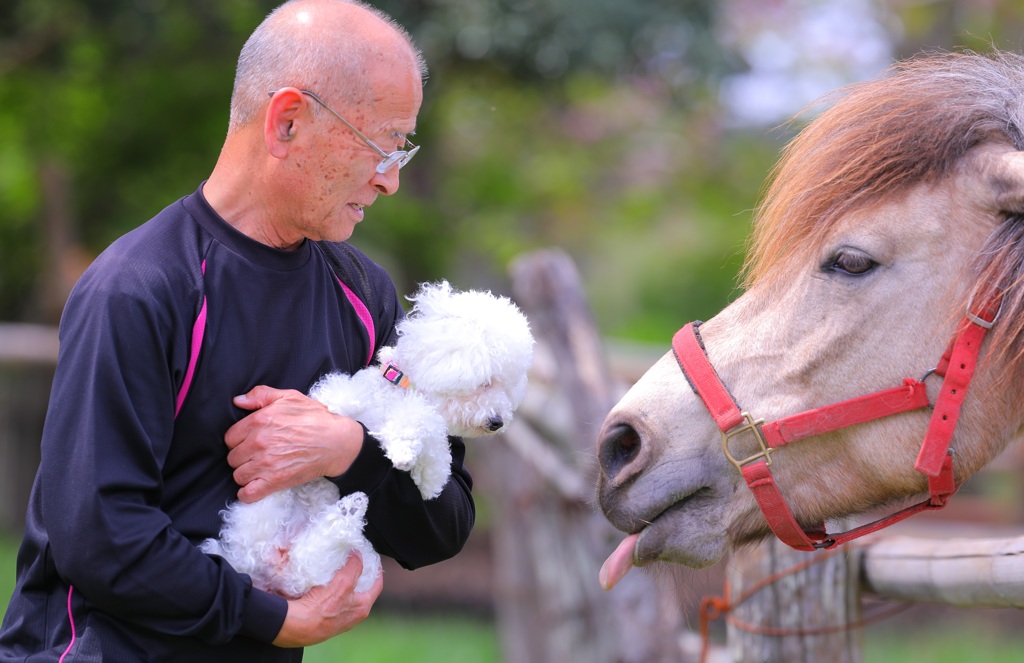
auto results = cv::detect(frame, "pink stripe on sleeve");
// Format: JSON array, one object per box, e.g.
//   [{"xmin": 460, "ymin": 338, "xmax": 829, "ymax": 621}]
[
  {"xmin": 175, "ymin": 260, "xmax": 207, "ymax": 418},
  {"xmin": 58, "ymin": 585, "xmax": 76, "ymax": 662},
  {"xmin": 336, "ymin": 277, "xmax": 375, "ymax": 366}
]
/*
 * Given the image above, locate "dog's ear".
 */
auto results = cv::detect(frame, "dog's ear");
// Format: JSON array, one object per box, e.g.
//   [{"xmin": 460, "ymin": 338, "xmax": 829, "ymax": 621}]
[
  {"xmin": 398, "ymin": 315, "xmax": 496, "ymax": 393},
  {"xmin": 396, "ymin": 285, "xmax": 534, "ymax": 394},
  {"xmin": 406, "ymin": 281, "xmax": 454, "ymax": 318}
]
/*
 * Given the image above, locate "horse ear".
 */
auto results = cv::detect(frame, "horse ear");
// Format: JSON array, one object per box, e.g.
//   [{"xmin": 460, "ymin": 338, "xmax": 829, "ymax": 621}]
[{"xmin": 978, "ymin": 147, "xmax": 1024, "ymax": 215}]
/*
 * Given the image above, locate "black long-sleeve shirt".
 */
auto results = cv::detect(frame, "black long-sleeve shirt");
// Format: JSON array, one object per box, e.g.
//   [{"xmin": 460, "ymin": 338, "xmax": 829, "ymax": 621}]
[{"xmin": 0, "ymin": 185, "xmax": 475, "ymax": 662}]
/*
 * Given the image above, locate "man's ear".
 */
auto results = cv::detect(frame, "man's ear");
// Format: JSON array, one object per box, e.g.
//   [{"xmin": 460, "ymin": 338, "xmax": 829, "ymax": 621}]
[{"xmin": 265, "ymin": 88, "xmax": 306, "ymax": 158}]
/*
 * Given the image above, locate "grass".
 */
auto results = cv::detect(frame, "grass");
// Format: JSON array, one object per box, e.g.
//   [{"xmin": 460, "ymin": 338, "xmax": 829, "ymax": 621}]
[
  {"xmin": 0, "ymin": 533, "xmax": 15, "ymax": 609},
  {"xmin": 862, "ymin": 608, "xmax": 1024, "ymax": 663},
  {"xmin": 303, "ymin": 614, "xmax": 500, "ymax": 663},
  {"xmin": 4, "ymin": 532, "xmax": 1024, "ymax": 663},
  {"xmin": 0, "ymin": 532, "xmax": 501, "ymax": 662},
  {"xmin": 865, "ymin": 629, "xmax": 1024, "ymax": 663}
]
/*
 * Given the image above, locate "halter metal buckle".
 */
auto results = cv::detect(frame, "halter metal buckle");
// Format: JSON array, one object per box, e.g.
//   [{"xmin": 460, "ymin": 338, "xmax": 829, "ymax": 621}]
[
  {"xmin": 721, "ymin": 411, "xmax": 772, "ymax": 472},
  {"xmin": 965, "ymin": 293, "xmax": 1002, "ymax": 329}
]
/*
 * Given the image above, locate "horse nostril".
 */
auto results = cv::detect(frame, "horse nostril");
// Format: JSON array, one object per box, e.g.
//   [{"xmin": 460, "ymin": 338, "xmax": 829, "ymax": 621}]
[
  {"xmin": 486, "ymin": 416, "xmax": 504, "ymax": 432},
  {"xmin": 599, "ymin": 423, "xmax": 641, "ymax": 478}
]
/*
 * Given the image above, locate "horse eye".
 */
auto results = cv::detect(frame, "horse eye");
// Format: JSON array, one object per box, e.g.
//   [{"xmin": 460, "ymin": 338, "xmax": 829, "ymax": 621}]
[{"xmin": 825, "ymin": 250, "xmax": 876, "ymax": 276}]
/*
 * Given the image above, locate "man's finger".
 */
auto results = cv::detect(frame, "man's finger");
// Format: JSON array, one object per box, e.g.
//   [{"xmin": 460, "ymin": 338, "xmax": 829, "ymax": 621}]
[
  {"xmin": 232, "ymin": 385, "xmax": 288, "ymax": 411},
  {"xmin": 333, "ymin": 551, "xmax": 365, "ymax": 587},
  {"xmin": 225, "ymin": 386, "xmax": 289, "ymax": 449},
  {"xmin": 330, "ymin": 552, "xmax": 383, "ymax": 600},
  {"xmin": 237, "ymin": 477, "xmax": 272, "ymax": 504}
]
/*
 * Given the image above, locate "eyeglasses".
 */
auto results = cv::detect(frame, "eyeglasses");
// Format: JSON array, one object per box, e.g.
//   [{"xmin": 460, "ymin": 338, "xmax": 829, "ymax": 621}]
[{"xmin": 269, "ymin": 89, "xmax": 419, "ymax": 173}]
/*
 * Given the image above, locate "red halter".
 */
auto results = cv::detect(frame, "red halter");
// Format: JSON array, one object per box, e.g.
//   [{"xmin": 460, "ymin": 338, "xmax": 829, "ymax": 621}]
[{"xmin": 671, "ymin": 296, "xmax": 1000, "ymax": 551}]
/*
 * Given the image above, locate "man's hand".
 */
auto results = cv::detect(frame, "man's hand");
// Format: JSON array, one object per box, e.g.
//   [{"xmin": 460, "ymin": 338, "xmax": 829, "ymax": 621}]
[
  {"xmin": 225, "ymin": 385, "xmax": 365, "ymax": 502},
  {"xmin": 272, "ymin": 552, "xmax": 384, "ymax": 648}
]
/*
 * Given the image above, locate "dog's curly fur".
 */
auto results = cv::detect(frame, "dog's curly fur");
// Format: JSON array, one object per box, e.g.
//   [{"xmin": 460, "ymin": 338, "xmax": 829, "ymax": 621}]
[{"xmin": 202, "ymin": 281, "xmax": 534, "ymax": 598}]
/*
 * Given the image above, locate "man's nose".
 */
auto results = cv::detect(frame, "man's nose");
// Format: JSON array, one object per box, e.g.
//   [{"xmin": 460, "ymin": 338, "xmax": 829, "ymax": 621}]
[{"xmin": 371, "ymin": 166, "xmax": 400, "ymax": 196}]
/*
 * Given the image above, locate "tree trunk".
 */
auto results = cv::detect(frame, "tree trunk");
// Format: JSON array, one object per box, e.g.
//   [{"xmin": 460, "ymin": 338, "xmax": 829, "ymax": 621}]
[{"xmin": 487, "ymin": 248, "xmax": 690, "ymax": 663}]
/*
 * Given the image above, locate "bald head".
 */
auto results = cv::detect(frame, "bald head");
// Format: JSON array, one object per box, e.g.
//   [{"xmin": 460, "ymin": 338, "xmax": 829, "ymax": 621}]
[{"xmin": 228, "ymin": 0, "xmax": 426, "ymax": 132}]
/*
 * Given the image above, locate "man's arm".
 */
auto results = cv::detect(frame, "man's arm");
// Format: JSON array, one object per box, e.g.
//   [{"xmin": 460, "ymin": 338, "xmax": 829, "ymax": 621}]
[
  {"xmin": 225, "ymin": 386, "xmax": 476, "ymax": 570},
  {"xmin": 349, "ymin": 433, "xmax": 475, "ymax": 569},
  {"xmin": 40, "ymin": 271, "xmax": 288, "ymax": 645},
  {"xmin": 225, "ymin": 386, "xmax": 366, "ymax": 502}
]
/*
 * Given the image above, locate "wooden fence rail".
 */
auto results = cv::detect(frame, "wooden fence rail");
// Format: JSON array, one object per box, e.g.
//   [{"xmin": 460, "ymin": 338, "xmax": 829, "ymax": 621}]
[{"xmin": 863, "ymin": 534, "xmax": 1024, "ymax": 608}]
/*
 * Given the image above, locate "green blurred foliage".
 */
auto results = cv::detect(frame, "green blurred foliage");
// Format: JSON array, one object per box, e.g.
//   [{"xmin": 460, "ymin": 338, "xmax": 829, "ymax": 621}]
[
  {"xmin": 3, "ymin": 0, "xmax": 1019, "ymax": 345},
  {"xmin": 352, "ymin": 65, "xmax": 779, "ymax": 342},
  {"xmin": 0, "ymin": 0, "xmax": 275, "ymax": 317},
  {"xmin": 377, "ymin": 0, "xmax": 728, "ymax": 88},
  {"xmin": 0, "ymin": 0, "xmax": 750, "ymax": 345},
  {"xmin": 891, "ymin": 0, "xmax": 1024, "ymax": 58}
]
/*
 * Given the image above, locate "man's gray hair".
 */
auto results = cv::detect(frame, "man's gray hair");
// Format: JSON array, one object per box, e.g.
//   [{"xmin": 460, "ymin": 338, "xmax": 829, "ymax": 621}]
[{"xmin": 228, "ymin": 0, "xmax": 427, "ymax": 132}]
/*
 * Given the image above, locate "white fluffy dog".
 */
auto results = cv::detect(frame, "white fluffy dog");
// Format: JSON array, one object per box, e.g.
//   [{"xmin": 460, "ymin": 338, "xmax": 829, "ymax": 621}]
[{"xmin": 201, "ymin": 281, "xmax": 534, "ymax": 597}]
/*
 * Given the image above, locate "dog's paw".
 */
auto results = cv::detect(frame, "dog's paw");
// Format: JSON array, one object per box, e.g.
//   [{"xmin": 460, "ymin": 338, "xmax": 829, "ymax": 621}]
[{"xmin": 371, "ymin": 427, "xmax": 424, "ymax": 471}]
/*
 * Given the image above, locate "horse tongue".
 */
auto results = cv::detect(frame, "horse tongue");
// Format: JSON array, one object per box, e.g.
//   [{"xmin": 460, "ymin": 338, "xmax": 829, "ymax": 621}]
[{"xmin": 599, "ymin": 533, "xmax": 639, "ymax": 591}]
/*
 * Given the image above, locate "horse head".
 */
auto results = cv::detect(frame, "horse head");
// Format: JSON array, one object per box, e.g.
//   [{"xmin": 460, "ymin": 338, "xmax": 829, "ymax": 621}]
[{"xmin": 597, "ymin": 51, "xmax": 1024, "ymax": 588}]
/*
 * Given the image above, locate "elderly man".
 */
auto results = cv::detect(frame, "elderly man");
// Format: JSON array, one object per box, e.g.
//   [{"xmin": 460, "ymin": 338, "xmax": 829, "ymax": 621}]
[{"xmin": 0, "ymin": 1, "xmax": 475, "ymax": 660}]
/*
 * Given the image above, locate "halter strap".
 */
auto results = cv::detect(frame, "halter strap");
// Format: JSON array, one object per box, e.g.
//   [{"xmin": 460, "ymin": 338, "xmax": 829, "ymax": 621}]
[
  {"xmin": 915, "ymin": 297, "xmax": 999, "ymax": 475},
  {"xmin": 671, "ymin": 297, "xmax": 996, "ymax": 551}
]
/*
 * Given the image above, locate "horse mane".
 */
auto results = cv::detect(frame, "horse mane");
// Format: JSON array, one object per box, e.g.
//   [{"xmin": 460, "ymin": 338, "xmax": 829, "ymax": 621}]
[{"xmin": 742, "ymin": 49, "xmax": 1024, "ymax": 383}]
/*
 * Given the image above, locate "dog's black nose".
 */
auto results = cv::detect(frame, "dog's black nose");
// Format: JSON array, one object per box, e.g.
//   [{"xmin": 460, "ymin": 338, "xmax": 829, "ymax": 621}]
[{"xmin": 486, "ymin": 416, "xmax": 504, "ymax": 432}]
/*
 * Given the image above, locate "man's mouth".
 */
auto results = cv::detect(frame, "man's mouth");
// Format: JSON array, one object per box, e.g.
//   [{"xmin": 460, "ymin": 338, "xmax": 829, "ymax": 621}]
[{"xmin": 348, "ymin": 203, "xmax": 366, "ymax": 220}]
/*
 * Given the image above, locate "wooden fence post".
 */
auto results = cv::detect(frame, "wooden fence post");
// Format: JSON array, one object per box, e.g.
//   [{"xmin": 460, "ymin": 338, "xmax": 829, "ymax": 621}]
[
  {"xmin": 725, "ymin": 529, "xmax": 864, "ymax": 662},
  {"xmin": 486, "ymin": 248, "xmax": 692, "ymax": 663}
]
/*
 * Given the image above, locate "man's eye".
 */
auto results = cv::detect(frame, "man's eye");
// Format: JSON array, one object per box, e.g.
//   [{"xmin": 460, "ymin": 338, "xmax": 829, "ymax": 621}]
[{"xmin": 825, "ymin": 250, "xmax": 876, "ymax": 275}]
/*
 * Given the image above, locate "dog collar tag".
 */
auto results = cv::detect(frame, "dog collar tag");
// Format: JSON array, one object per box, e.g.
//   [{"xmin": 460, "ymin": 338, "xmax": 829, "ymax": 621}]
[{"xmin": 382, "ymin": 363, "xmax": 411, "ymax": 388}]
